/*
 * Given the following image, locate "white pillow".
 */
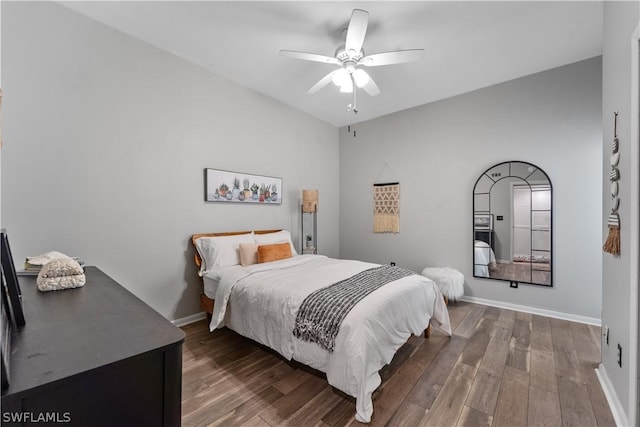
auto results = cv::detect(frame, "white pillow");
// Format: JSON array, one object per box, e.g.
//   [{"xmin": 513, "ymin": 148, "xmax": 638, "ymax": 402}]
[
  {"xmin": 254, "ymin": 230, "xmax": 298, "ymax": 256},
  {"xmin": 195, "ymin": 232, "xmax": 254, "ymax": 275}
]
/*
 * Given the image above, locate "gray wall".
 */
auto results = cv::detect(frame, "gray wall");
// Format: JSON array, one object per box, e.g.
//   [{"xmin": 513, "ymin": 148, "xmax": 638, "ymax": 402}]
[
  {"xmin": 340, "ymin": 57, "xmax": 602, "ymax": 319},
  {"xmin": 601, "ymin": 1, "xmax": 639, "ymax": 424},
  {"xmin": 1, "ymin": 2, "xmax": 340, "ymax": 321}
]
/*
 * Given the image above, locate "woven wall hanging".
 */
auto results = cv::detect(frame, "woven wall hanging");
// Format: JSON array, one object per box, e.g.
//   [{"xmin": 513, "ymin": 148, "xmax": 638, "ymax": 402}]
[
  {"xmin": 603, "ymin": 111, "xmax": 620, "ymax": 255},
  {"xmin": 373, "ymin": 182, "xmax": 400, "ymax": 233}
]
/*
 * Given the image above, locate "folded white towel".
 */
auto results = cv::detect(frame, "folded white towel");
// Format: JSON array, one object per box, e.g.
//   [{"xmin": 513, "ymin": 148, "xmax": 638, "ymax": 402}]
[{"xmin": 26, "ymin": 251, "xmax": 70, "ymax": 266}]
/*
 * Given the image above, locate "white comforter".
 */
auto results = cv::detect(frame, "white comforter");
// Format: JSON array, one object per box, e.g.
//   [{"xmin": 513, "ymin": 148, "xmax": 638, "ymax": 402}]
[{"xmin": 207, "ymin": 255, "xmax": 451, "ymax": 423}]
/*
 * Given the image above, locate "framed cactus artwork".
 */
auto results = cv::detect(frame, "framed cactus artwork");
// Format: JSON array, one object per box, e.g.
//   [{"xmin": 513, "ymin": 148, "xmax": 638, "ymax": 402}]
[{"xmin": 204, "ymin": 168, "xmax": 282, "ymax": 205}]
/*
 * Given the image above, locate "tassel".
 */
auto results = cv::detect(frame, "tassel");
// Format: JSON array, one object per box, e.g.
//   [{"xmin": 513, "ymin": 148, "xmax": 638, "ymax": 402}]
[
  {"xmin": 373, "ymin": 214, "xmax": 400, "ymax": 233},
  {"xmin": 603, "ymin": 226, "xmax": 620, "ymax": 255},
  {"xmin": 603, "ymin": 213, "xmax": 620, "ymax": 255}
]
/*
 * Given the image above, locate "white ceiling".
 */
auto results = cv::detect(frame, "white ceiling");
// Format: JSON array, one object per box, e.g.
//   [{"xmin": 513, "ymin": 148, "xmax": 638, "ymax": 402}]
[{"xmin": 60, "ymin": 1, "xmax": 603, "ymax": 128}]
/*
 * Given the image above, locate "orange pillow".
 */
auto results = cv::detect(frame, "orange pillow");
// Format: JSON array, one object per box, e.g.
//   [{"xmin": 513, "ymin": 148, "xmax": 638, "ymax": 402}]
[{"xmin": 257, "ymin": 242, "xmax": 292, "ymax": 264}]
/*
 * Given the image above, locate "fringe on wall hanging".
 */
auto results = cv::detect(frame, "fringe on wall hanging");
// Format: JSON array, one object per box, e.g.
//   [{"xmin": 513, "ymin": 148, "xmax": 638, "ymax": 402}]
[
  {"xmin": 603, "ymin": 213, "xmax": 620, "ymax": 255},
  {"xmin": 603, "ymin": 111, "xmax": 621, "ymax": 255},
  {"xmin": 373, "ymin": 182, "xmax": 400, "ymax": 233}
]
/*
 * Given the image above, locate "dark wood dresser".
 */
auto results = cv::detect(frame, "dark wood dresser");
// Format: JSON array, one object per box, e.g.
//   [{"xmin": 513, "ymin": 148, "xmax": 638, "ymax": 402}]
[{"xmin": 1, "ymin": 267, "xmax": 185, "ymax": 426}]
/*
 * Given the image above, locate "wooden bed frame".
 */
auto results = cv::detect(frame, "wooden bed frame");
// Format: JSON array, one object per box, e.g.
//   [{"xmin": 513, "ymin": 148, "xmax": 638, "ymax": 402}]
[
  {"xmin": 191, "ymin": 229, "xmax": 282, "ymax": 318},
  {"xmin": 191, "ymin": 229, "xmax": 432, "ymax": 337}
]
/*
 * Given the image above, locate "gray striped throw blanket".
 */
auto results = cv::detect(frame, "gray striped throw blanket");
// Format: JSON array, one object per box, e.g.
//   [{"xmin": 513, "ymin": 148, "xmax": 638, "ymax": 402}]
[{"xmin": 293, "ymin": 265, "xmax": 415, "ymax": 352}]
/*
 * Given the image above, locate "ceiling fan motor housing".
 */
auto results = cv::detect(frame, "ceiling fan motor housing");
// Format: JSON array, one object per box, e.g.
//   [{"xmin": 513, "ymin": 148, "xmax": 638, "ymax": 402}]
[{"xmin": 336, "ymin": 47, "xmax": 364, "ymax": 64}]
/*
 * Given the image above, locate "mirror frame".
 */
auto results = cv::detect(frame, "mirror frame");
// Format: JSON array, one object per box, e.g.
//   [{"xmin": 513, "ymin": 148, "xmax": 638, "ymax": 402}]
[{"xmin": 472, "ymin": 161, "xmax": 553, "ymax": 287}]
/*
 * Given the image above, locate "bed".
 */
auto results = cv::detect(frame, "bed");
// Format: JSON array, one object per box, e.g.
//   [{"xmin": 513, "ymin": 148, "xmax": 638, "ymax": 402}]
[
  {"xmin": 474, "ymin": 239, "xmax": 497, "ymax": 277},
  {"xmin": 191, "ymin": 229, "xmax": 451, "ymax": 423}
]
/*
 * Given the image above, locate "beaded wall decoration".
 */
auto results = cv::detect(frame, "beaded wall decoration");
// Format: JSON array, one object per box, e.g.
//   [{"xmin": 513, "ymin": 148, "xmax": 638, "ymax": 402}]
[{"xmin": 603, "ymin": 112, "xmax": 621, "ymax": 255}]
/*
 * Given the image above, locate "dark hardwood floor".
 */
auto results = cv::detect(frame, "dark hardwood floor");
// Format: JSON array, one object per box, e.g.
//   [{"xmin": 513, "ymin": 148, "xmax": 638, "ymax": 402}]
[
  {"xmin": 489, "ymin": 262, "xmax": 551, "ymax": 286},
  {"xmin": 181, "ymin": 301, "xmax": 615, "ymax": 426}
]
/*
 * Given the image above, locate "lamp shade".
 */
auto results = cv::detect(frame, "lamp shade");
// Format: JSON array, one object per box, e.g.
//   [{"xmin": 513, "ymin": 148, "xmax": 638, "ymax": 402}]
[{"xmin": 302, "ymin": 190, "xmax": 318, "ymax": 213}]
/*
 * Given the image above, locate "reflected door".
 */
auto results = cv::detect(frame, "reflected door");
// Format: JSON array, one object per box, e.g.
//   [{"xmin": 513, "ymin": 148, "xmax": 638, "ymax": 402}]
[{"xmin": 512, "ymin": 185, "xmax": 532, "ymax": 263}]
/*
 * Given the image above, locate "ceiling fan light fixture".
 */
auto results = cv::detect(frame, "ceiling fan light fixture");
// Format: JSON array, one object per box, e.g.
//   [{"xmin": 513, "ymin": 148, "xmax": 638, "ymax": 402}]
[
  {"xmin": 353, "ymin": 69, "xmax": 370, "ymax": 87},
  {"xmin": 332, "ymin": 69, "xmax": 349, "ymax": 87},
  {"xmin": 340, "ymin": 79, "xmax": 353, "ymax": 93}
]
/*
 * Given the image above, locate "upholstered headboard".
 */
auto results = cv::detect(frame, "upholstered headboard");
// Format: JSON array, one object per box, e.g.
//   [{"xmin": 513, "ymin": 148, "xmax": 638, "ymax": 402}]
[{"xmin": 191, "ymin": 229, "xmax": 282, "ymax": 269}]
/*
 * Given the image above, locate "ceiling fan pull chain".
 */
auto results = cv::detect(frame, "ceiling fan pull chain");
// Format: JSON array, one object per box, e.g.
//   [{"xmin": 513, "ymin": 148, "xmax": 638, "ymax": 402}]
[{"xmin": 352, "ymin": 74, "xmax": 358, "ymax": 114}]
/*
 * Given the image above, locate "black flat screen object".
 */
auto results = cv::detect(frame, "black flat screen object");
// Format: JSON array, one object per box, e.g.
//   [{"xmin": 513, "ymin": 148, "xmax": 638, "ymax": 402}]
[
  {"xmin": 1, "ymin": 230, "xmax": 25, "ymax": 327},
  {"xmin": 1, "ymin": 271, "xmax": 11, "ymax": 391}
]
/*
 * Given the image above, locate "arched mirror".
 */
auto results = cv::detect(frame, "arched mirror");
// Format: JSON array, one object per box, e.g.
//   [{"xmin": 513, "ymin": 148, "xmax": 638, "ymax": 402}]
[{"xmin": 473, "ymin": 161, "xmax": 552, "ymax": 287}]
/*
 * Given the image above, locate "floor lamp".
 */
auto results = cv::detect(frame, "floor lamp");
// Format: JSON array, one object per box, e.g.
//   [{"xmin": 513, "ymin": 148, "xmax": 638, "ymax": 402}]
[{"xmin": 301, "ymin": 190, "xmax": 318, "ymax": 254}]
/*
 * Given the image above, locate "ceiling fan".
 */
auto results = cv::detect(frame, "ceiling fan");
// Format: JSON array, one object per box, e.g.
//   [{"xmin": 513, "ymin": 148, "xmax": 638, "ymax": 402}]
[{"xmin": 280, "ymin": 9, "xmax": 424, "ymax": 113}]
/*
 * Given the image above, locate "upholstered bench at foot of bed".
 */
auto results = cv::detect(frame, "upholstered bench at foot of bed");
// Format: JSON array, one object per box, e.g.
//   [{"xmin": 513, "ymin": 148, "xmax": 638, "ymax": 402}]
[{"xmin": 421, "ymin": 267, "xmax": 464, "ymax": 305}]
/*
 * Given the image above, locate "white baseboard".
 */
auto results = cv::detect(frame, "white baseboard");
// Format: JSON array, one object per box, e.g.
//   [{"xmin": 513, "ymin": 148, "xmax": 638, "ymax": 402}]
[
  {"xmin": 459, "ymin": 296, "xmax": 601, "ymax": 326},
  {"xmin": 596, "ymin": 364, "xmax": 629, "ymax": 427},
  {"xmin": 172, "ymin": 311, "xmax": 206, "ymax": 327},
  {"xmin": 174, "ymin": 298, "xmax": 600, "ymax": 329}
]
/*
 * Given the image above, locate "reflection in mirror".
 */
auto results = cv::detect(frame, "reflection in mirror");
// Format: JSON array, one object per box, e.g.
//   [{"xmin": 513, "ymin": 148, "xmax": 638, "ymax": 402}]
[{"xmin": 473, "ymin": 161, "xmax": 552, "ymax": 286}]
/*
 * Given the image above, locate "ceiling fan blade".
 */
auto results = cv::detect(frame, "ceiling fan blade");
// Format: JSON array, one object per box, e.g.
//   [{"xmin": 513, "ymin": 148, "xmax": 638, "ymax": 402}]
[
  {"xmin": 279, "ymin": 50, "xmax": 340, "ymax": 65},
  {"xmin": 345, "ymin": 9, "xmax": 369, "ymax": 54},
  {"xmin": 353, "ymin": 69, "xmax": 380, "ymax": 96},
  {"xmin": 360, "ymin": 49, "xmax": 425, "ymax": 67},
  {"xmin": 307, "ymin": 70, "xmax": 339, "ymax": 94}
]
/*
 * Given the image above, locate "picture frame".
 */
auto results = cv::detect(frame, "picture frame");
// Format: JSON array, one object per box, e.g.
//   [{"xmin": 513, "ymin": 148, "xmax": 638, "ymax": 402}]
[
  {"xmin": 1, "ymin": 230, "xmax": 25, "ymax": 327},
  {"xmin": 205, "ymin": 168, "xmax": 282, "ymax": 205},
  {"xmin": 474, "ymin": 214, "xmax": 493, "ymax": 231}
]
